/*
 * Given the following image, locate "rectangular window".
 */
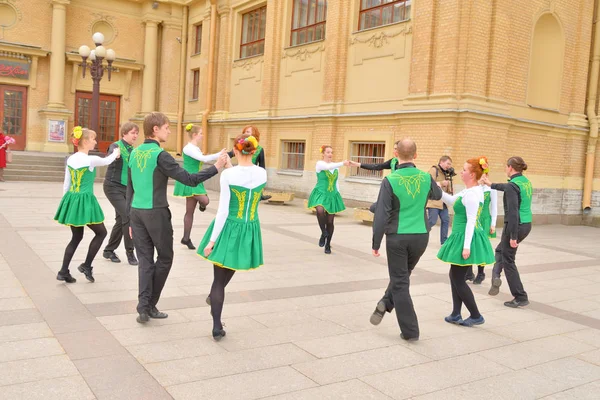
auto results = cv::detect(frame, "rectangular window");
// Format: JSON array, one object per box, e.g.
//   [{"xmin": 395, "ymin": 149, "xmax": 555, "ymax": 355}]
[
  {"xmin": 359, "ymin": 0, "xmax": 411, "ymax": 31},
  {"xmin": 194, "ymin": 24, "xmax": 202, "ymax": 54},
  {"xmin": 240, "ymin": 6, "xmax": 267, "ymax": 59},
  {"xmin": 291, "ymin": 0, "xmax": 327, "ymax": 46},
  {"xmin": 191, "ymin": 69, "xmax": 200, "ymax": 100},
  {"xmin": 280, "ymin": 141, "xmax": 306, "ymax": 171},
  {"xmin": 349, "ymin": 142, "xmax": 386, "ymax": 179}
]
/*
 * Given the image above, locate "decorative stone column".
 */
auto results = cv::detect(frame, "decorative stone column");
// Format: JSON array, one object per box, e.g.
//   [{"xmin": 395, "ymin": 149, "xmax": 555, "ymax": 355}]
[
  {"xmin": 38, "ymin": 0, "xmax": 71, "ymax": 153},
  {"xmin": 140, "ymin": 19, "xmax": 161, "ymax": 114}
]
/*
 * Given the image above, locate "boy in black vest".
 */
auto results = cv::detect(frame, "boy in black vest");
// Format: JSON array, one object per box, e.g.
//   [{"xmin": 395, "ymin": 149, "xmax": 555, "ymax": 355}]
[{"xmin": 127, "ymin": 112, "xmax": 228, "ymax": 323}]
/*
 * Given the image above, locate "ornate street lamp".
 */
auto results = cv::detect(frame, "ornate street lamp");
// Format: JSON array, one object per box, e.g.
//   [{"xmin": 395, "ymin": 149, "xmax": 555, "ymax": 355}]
[{"xmin": 77, "ymin": 32, "xmax": 116, "ymax": 134}]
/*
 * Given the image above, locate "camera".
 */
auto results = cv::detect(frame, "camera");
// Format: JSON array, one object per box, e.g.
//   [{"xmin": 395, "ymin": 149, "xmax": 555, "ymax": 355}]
[{"xmin": 445, "ymin": 167, "xmax": 457, "ymax": 177}]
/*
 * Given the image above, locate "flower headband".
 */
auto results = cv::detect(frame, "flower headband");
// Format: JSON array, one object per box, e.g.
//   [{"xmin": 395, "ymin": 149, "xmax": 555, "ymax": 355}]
[
  {"xmin": 72, "ymin": 126, "xmax": 83, "ymax": 146},
  {"xmin": 185, "ymin": 123, "xmax": 194, "ymax": 132},
  {"xmin": 319, "ymin": 145, "xmax": 327, "ymax": 154},
  {"xmin": 479, "ymin": 157, "xmax": 490, "ymax": 174},
  {"xmin": 235, "ymin": 135, "xmax": 258, "ymax": 154}
]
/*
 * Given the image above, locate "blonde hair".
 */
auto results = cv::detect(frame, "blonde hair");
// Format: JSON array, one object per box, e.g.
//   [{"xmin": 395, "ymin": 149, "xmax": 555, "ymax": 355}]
[
  {"xmin": 185, "ymin": 123, "xmax": 201, "ymax": 138},
  {"xmin": 71, "ymin": 126, "xmax": 95, "ymax": 147}
]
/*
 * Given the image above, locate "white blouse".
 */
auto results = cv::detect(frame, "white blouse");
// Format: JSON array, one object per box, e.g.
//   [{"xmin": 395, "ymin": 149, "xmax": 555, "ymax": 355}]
[
  {"xmin": 210, "ymin": 165, "xmax": 268, "ymax": 242},
  {"xmin": 62, "ymin": 149, "xmax": 119, "ymax": 194},
  {"xmin": 441, "ymin": 186, "xmax": 484, "ymax": 250},
  {"xmin": 182, "ymin": 143, "xmax": 221, "ymax": 163}
]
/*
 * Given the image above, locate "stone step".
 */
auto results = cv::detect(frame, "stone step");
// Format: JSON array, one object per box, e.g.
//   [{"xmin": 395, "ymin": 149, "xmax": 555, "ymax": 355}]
[
  {"xmin": 5, "ymin": 169, "xmax": 65, "ymax": 178},
  {"xmin": 3, "ymin": 175, "xmax": 64, "ymax": 182},
  {"xmin": 8, "ymin": 159, "xmax": 66, "ymax": 167}
]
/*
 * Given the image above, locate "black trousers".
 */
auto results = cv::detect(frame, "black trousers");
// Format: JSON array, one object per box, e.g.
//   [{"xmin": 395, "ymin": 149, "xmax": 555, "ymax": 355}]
[
  {"xmin": 380, "ymin": 233, "xmax": 429, "ymax": 338},
  {"xmin": 103, "ymin": 183, "xmax": 134, "ymax": 253},
  {"xmin": 130, "ymin": 208, "xmax": 174, "ymax": 314},
  {"xmin": 492, "ymin": 222, "xmax": 531, "ymax": 301}
]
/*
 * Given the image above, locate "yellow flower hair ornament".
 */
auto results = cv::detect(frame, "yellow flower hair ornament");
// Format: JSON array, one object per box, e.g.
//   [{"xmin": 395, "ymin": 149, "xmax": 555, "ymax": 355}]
[
  {"xmin": 73, "ymin": 126, "xmax": 83, "ymax": 139},
  {"xmin": 185, "ymin": 123, "xmax": 193, "ymax": 132},
  {"xmin": 319, "ymin": 145, "xmax": 326, "ymax": 154},
  {"xmin": 479, "ymin": 157, "xmax": 490, "ymax": 174}
]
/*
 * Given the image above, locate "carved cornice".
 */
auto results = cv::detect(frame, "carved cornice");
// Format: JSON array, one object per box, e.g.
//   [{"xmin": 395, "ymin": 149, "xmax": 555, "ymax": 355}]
[
  {"xmin": 350, "ymin": 24, "xmax": 412, "ymax": 48},
  {"xmin": 282, "ymin": 43, "xmax": 325, "ymax": 61}
]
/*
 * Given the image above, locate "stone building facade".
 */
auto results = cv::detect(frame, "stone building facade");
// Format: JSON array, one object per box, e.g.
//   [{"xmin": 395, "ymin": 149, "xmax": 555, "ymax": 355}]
[{"xmin": 1, "ymin": 0, "xmax": 599, "ymax": 223}]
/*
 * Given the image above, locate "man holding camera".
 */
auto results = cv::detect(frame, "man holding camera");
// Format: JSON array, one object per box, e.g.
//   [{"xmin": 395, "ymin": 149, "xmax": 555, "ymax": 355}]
[{"xmin": 426, "ymin": 156, "xmax": 455, "ymax": 245}]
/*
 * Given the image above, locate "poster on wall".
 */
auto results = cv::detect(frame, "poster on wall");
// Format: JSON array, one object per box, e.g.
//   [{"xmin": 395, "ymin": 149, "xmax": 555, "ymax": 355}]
[{"xmin": 48, "ymin": 120, "xmax": 66, "ymax": 143}]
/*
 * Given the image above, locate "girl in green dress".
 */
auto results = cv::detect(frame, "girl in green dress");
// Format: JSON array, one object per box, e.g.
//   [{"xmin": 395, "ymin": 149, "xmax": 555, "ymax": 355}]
[
  {"xmin": 198, "ymin": 133, "xmax": 266, "ymax": 341},
  {"xmin": 437, "ymin": 157, "xmax": 495, "ymax": 326},
  {"xmin": 307, "ymin": 145, "xmax": 349, "ymax": 254},
  {"xmin": 55, "ymin": 127, "xmax": 121, "ymax": 283},
  {"xmin": 174, "ymin": 124, "xmax": 224, "ymax": 249}
]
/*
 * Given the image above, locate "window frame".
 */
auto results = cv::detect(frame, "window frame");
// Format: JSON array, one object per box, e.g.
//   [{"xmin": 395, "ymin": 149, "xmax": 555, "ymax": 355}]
[
  {"xmin": 240, "ymin": 5, "xmax": 267, "ymax": 59},
  {"xmin": 349, "ymin": 141, "xmax": 387, "ymax": 180},
  {"xmin": 194, "ymin": 24, "xmax": 202, "ymax": 55},
  {"xmin": 290, "ymin": 0, "xmax": 327, "ymax": 47},
  {"xmin": 191, "ymin": 69, "xmax": 200, "ymax": 101},
  {"xmin": 280, "ymin": 140, "xmax": 306, "ymax": 172},
  {"xmin": 358, "ymin": 0, "xmax": 411, "ymax": 32}
]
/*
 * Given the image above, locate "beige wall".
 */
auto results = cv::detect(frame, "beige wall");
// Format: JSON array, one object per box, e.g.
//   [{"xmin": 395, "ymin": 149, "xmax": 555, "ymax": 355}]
[{"xmin": 2, "ymin": 0, "xmax": 600, "ymax": 217}]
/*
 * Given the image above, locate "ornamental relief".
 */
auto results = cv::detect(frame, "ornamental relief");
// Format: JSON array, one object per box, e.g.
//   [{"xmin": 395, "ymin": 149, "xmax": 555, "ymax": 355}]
[
  {"xmin": 350, "ymin": 24, "xmax": 412, "ymax": 48},
  {"xmin": 350, "ymin": 24, "xmax": 413, "ymax": 66},
  {"xmin": 282, "ymin": 43, "xmax": 325, "ymax": 77},
  {"xmin": 232, "ymin": 57, "xmax": 263, "ymax": 85}
]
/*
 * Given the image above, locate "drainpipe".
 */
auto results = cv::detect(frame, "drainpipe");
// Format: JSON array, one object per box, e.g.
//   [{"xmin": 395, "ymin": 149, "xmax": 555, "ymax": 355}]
[
  {"xmin": 583, "ymin": 0, "xmax": 600, "ymax": 213},
  {"xmin": 176, "ymin": 6, "xmax": 189, "ymax": 155},
  {"xmin": 202, "ymin": 0, "xmax": 218, "ymax": 152}
]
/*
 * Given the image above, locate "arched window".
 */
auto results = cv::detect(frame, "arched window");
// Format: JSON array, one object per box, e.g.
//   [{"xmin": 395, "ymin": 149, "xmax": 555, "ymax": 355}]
[{"xmin": 527, "ymin": 13, "xmax": 564, "ymax": 110}]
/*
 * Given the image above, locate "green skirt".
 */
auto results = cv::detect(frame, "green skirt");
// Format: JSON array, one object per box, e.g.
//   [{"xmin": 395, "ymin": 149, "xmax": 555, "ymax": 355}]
[
  {"xmin": 481, "ymin": 216, "xmax": 497, "ymax": 239},
  {"xmin": 173, "ymin": 181, "xmax": 207, "ymax": 197},
  {"xmin": 307, "ymin": 188, "xmax": 346, "ymax": 214},
  {"xmin": 437, "ymin": 228, "xmax": 495, "ymax": 266},
  {"xmin": 197, "ymin": 218, "xmax": 263, "ymax": 271},
  {"xmin": 54, "ymin": 192, "xmax": 104, "ymax": 227}
]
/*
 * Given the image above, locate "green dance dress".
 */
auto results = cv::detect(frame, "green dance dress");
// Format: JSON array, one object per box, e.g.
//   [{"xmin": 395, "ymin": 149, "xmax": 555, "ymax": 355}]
[
  {"xmin": 173, "ymin": 143, "xmax": 218, "ymax": 197},
  {"xmin": 54, "ymin": 166, "xmax": 104, "ymax": 226},
  {"xmin": 437, "ymin": 188, "xmax": 495, "ymax": 266},
  {"xmin": 198, "ymin": 166, "xmax": 267, "ymax": 270},
  {"xmin": 307, "ymin": 164, "xmax": 346, "ymax": 214}
]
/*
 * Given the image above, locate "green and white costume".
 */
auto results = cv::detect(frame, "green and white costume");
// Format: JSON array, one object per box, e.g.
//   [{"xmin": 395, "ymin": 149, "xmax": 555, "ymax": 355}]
[
  {"xmin": 198, "ymin": 165, "xmax": 267, "ymax": 270},
  {"xmin": 307, "ymin": 161, "xmax": 346, "ymax": 214},
  {"xmin": 55, "ymin": 150, "xmax": 119, "ymax": 226},
  {"xmin": 173, "ymin": 143, "xmax": 221, "ymax": 197}
]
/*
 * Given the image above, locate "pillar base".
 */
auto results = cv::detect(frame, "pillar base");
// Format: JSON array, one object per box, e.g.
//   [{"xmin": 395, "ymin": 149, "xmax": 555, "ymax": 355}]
[{"xmin": 38, "ymin": 108, "xmax": 73, "ymax": 154}]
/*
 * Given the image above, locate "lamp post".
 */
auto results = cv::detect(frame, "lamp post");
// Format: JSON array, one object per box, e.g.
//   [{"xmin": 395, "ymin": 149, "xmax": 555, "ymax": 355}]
[{"xmin": 77, "ymin": 32, "xmax": 116, "ymax": 135}]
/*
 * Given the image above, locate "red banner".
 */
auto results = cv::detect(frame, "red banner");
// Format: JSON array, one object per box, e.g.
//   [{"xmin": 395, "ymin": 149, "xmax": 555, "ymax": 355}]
[{"xmin": 0, "ymin": 60, "xmax": 30, "ymax": 79}]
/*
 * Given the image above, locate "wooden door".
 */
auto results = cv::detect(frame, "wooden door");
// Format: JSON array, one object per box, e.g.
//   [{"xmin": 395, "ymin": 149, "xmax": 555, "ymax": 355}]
[
  {"xmin": 75, "ymin": 92, "xmax": 120, "ymax": 153},
  {"xmin": 0, "ymin": 85, "xmax": 27, "ymax": 151}
]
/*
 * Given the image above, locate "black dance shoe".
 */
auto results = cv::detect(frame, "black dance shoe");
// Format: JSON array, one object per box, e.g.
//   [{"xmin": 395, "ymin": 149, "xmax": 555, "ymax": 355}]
[
  {"xmin": 465, "ymin": 271, "xmax": 475, "ymax": 282},
  {"xmin": 504, "ymin": 299, "xmax": 529, "ymax": 308},
  {"xmin": 318, "ymin": 231, "xmax": 328, "ymax": 247},
  {"xmin": 103, "ymin": 251, "xmax": 121, "ymax": 263},
  {"xmin": 56, "ymin": 271, "xmax": 76, "ymax": 283},
  {"xmin": 127, "ymin": 251, "xmax": 138, "ymax": 266},
  {"xmin": 199, "ymin": 204, "xmax": 207, "ymax": 212},
  {"xmin": 77, "ymin": 264, "xmax": 95, "ymax": 283},
  {"xmin": 136, "ymin": 312, "xmax": 149, "ymax": 324},
  {"xmin": 149, "ymin": 307, "xmax": 168, "ymax": 319},
  {"xmin": 324, "ymin": 244, "xmax": 332, "ymax": 254},
  {"xmin": 260, "ymin": 194, "xmax": 272, "ymax": 201},
  {"xmin": 400, "ymin": 333, "xmax": 419, "ymax": 341},
  {"xmin": 369, "ymin": 300, "xmax": 386, "ymax": 325},
  {"xmin": 473, "ymin": 273, "xmax": 485, "ymax": 285},
  {"xmin": 181, "ymin": 238, "xmax": 196, "ymax": 250},
  {"xmin": 212, "ymin": 328, "xmax": 226, "ymax": 341}
]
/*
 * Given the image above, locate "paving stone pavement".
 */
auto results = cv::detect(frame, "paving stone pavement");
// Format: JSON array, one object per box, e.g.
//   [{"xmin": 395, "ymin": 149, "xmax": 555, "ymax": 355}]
[{"xmin": 0, "ymin": 181, "xmax": 599, "ymax": 399}]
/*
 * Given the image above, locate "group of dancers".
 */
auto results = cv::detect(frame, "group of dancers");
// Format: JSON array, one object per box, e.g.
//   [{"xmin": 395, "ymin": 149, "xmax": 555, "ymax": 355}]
[
  {"xmin": 54, "ymin": 116, "xmax": 533, "ymax": 341},
  {"xmin": 305, "ymin": 138, "xmax": 532, "ymax": 340}
]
